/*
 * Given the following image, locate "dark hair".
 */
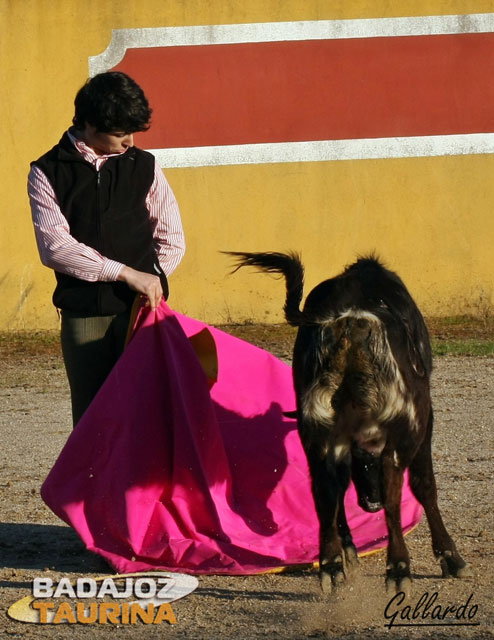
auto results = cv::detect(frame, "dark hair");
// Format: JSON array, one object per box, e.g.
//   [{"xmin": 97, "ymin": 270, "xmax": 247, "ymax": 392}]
[{"xmin": 73, "ymin": 72, "xmax": 152, "ymax": 133}]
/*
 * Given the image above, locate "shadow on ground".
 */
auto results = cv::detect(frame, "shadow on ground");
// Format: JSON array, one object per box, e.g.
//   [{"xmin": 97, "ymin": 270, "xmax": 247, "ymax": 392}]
[{"xmin": 0, "ymin": 522, "xmax": 111, "ymax": 573}]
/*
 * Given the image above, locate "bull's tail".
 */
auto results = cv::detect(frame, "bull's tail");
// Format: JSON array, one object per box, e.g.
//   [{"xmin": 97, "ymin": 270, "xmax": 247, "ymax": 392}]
[{"xmin": 224, "ymin": 251, "xmax": 305, "ymax": 326}]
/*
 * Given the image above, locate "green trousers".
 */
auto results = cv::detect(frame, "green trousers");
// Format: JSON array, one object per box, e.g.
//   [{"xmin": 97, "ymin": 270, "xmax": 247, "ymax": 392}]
[{"xmin": 60, "ymin": 310, "xmax": 131, "ymax": 427}]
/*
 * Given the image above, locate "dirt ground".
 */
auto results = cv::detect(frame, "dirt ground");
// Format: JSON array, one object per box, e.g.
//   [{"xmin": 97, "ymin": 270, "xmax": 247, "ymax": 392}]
[{"xmin": 0, "ymin": 324, "xmax": 493, "ymax": 639}]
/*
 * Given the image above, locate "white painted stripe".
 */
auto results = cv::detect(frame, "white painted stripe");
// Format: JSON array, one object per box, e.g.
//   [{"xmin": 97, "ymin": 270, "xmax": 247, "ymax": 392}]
[
  {"xmin": 89, "ymin": 15, "xmax": 494, "ymax": 164},
  {"xmin": 89, "ymin": 14, "xmax": 494, "ymax": 75},
  {"xmin": 148, "ymin": 133, "xmax": 494, "ymax": 168}
]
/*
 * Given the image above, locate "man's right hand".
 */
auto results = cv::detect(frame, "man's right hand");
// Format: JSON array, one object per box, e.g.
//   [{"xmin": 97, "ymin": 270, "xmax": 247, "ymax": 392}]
[{"xmin": 118, "ymin": 266, "xmax": 163, "ymax": 310}]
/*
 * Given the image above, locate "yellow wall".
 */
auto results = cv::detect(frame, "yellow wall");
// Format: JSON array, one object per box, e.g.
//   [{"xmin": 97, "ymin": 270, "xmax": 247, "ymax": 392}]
[{"xmin": 2, "ymin": 0, "xmax": 494, "ymax": 329}]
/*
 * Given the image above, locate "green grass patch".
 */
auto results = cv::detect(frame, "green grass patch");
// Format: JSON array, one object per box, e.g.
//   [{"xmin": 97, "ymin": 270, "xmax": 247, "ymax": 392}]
[
  {"xmin": 432, "ymin": 338, "xmax": 494, "ymax": 357},
  {"xmin": 1, "ymin": 316, "xmax": 493, "ymax": 363},
  {"xmin": 0, "ymin": 330, "xmax": 61, "ymax": 360},
  {"xmin": 426, "ymin": 315, "xmax": 494, "ymax": 340}
]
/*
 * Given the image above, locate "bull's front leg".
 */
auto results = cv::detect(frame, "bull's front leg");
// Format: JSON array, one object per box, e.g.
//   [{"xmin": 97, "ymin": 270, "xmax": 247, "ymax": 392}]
[
  {"xmin": 381, "ymin": 449, "xmax": 412, "ymax": 595},
  {"xmin": 409, "ymin": 410, "xmax": 471, "ymax": 579},
  {"xmin": 306, "ymin": 448, "xmax": 349, "ymax": 593}
]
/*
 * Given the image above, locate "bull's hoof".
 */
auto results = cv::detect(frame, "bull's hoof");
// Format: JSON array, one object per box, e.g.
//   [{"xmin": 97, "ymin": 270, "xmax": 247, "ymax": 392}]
[
  {"xmin": 439, "ymin": 552, "xmax": 473, "ymax": 578},
  {"xmin": 386, "ymin": 575, "xmax": 412, "ymax": 596},
  {"xmin": 455, "ymin": 565, "xmax": 473, "ymax": 578},
  {"xmin": 344, "ymin": 544, "xmax": 360, "ymax": 572},
  {"xmin": 320, "ymin": 571, "xmax": 333, "ymax": 594},
  {"xmin": 385, "ymin": 561, "xmax": 412, "ymax": 595},
  {"xmin": 320, "ymin": 569, "xmax": 346, "ymax": 593},
  {"xmin": 319, "ymin": 555, "xmax": 346, "ymax": 593}
]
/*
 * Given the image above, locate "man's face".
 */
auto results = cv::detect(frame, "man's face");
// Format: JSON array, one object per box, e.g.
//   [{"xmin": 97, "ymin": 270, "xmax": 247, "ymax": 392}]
[{"xmin": 82, "ymin": 124, "xmax": 135, "ymax": 155}]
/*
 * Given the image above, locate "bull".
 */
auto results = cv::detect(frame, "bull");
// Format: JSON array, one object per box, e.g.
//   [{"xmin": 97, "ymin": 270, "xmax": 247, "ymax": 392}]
[{"xmin": 227, "ymin": 251, "xmax": 471, "ymax": 594}]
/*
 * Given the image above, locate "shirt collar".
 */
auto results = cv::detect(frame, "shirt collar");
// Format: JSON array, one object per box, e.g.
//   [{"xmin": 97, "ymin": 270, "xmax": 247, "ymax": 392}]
[{"xmin": 67, "ymin": 127, "xmax": 127, "ymax": 164}]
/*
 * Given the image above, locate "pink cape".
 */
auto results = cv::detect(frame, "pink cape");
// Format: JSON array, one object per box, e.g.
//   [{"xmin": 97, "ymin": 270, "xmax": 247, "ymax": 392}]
[{"xmin": 41, "ymin": 301, "xmax": 422, "ymax": 574}]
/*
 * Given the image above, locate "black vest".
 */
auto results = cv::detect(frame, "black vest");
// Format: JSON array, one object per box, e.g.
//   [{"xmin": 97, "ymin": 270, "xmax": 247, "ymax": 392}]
[{"xmin": 32, "ymin": 132, "xmax": 168, "ymax": 315}]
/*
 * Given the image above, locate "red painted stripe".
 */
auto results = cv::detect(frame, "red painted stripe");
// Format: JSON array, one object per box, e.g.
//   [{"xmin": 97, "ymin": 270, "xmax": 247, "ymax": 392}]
[{"xmin": 114, "ymin": 33, "xmax": 494, "ymax": 149}]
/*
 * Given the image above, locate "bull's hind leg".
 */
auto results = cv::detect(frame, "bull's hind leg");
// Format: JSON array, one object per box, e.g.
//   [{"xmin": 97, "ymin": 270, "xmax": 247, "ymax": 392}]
[
  {"xmin": 336, "ymin": 455, "xmax": 359, "ymax": 572},
  {"xmin": 409, "ymin": 410, "xmax": 471, "ymax": 578},
  {"xmin": 306, "ymin": 449, "xmax": 353, "ymax": 593},
  {"xmin": 381, "ymin": 450, "xmax": 412, "ymax": 595}
]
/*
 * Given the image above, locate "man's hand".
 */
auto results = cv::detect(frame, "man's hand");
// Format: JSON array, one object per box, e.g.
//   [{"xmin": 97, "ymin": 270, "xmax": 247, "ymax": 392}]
[{"xmin": 118, "ymin": 266, "xmax": 163, "ymax": 310}]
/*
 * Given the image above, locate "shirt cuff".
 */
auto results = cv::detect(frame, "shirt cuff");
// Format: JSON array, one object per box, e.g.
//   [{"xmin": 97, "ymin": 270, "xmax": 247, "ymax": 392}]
[{"xmin": 100, "ymin": 259, "xmax": 125, "ymax": 282}]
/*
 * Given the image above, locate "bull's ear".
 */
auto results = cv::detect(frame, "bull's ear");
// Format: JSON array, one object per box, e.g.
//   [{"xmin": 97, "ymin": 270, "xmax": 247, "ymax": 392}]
[
  {"xmin": 405, "ymin": 316, "xmax": 432, "ymax": 377},
  {"xmin": 283, "ymin": 410, "xmax": 297, "ymax": 419},
  {"xmin": 408, "ymin": 341, "xmax": 427, "ymax": 377}
]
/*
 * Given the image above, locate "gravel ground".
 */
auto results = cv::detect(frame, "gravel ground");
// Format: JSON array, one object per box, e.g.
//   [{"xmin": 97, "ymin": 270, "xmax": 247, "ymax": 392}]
[{"xmin": 0, "ymin": 331, "xmax": 492, "ymax": 639}]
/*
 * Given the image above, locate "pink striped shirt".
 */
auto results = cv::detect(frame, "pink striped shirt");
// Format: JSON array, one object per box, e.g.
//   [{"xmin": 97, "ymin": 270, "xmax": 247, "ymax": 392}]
[{"xmin": 28, "ymin": 130, "xmax": 185, "ymax": 282}]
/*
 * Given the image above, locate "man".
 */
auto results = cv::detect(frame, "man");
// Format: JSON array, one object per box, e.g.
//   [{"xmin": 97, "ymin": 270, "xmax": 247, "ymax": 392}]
[{"xmin": 28, "ymin": 71, "xmax": 185, "ymax": 426}]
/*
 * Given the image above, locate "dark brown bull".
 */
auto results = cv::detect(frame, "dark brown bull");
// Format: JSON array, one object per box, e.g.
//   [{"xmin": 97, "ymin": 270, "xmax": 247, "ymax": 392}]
[{"xmin": 228, "ymin": 251, "xmax": 471, "ymax": 594}]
